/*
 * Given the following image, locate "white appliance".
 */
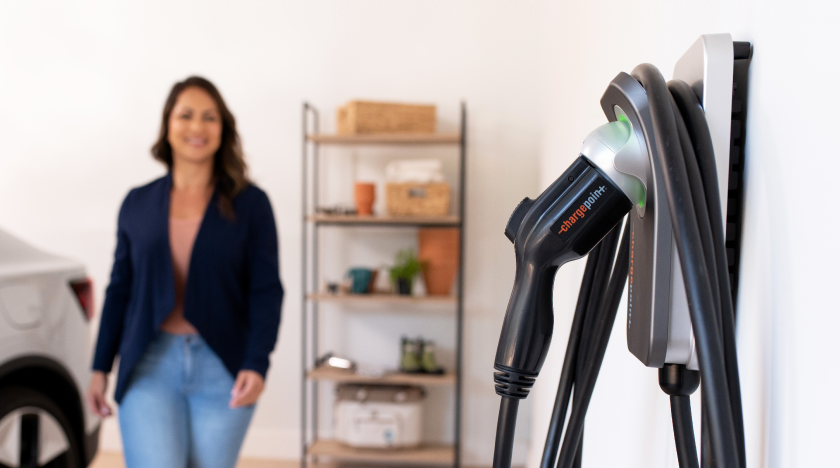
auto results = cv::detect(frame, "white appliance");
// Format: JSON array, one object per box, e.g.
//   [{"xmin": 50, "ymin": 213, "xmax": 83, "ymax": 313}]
[{"xmin": 334, "ymin": 384, "xmax": 424, "ymax": 448}]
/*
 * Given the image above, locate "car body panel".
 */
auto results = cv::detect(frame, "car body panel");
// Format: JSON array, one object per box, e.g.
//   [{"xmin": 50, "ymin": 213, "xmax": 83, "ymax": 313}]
[{"xmin": 0, "ymin": 227, "xmax": 99, "ymax": 439}]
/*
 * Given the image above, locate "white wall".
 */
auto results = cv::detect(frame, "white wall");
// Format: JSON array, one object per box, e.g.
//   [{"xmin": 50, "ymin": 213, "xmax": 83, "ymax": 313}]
[
  {"xmin": 4, "ymin": 2, "xmax": 835, "ymax": 466},
  {"xmin": 531, "ymin": 1, "xmax": 840, "ymax": 467},
  {"xmin": 0, "ymin": 1, "xmax": 545, "ymax": 465}
]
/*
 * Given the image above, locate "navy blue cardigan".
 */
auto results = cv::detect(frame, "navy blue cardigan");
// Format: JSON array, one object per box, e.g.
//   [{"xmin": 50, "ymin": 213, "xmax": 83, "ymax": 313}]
[{"xmin": 92, "ymin": 174, "xmax": 284, "ymax": 403}]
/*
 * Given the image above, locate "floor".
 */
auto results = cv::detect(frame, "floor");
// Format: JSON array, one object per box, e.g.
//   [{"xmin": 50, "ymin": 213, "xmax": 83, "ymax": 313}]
[
  {"xmin": 89, "ymin": 451, "xmax": 501, "ymax": 468},
  {"xmin": 89, "ymin": 451, "xmax": 298, "ymax": 468}
]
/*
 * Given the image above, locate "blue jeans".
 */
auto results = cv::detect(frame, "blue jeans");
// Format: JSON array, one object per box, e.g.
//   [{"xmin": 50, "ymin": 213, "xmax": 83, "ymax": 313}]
[{"xmin": 119, "ymin": 333, "xmax": 255, "ymax": 468}]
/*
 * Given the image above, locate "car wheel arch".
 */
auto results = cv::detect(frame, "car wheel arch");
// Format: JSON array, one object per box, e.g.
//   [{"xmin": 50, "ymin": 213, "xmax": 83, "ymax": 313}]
[{"xmin": 0, "ymin": 356, "xmax": 90, "ymax": 465}]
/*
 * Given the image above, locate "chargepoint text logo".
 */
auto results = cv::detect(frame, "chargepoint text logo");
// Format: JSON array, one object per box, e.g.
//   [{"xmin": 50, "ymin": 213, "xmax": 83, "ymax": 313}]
[{"xmin": 557, "ymin": 186, "xmax": 608, "ymax": 234}]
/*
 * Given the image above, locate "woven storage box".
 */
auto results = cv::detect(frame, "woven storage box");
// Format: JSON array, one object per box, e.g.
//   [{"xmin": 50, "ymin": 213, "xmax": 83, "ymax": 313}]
[
  {"xmin": 386, "ymin": 183, "xmax": 450, "ymax": 216},
  {"xmin": 337, "ymin": 101, "xmax": 436, "ymax": 135}
]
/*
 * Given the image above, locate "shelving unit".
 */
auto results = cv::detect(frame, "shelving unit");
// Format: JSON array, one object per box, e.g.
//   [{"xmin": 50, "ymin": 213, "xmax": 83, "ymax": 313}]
[
  {"xmin": 308, "ymin": 440, "xmax": 455, "ymax": 466},
  {"xmin": 307, "ymin": 133, "xmax": 461, "ymax": 145},
  {"xmin": 307, "ymin": 366, "xmax": 457, "ymax": 386},
  {"xmin": 307, "ymin": 214, "xmax": 460, "ymax": 227},
  {"xmin": 301, "ymin": 103, "xmax": 466, "ymax": 468},
  {"xmin": 306, "ymin": 293, "xmax": 457, "ymax": 305}
]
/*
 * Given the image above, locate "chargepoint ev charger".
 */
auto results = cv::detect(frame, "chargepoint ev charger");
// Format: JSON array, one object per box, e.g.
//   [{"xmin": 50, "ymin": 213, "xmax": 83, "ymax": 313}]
[{"xmin": 492, "ymin": 34, "xmax": 752, "ymax": 468}]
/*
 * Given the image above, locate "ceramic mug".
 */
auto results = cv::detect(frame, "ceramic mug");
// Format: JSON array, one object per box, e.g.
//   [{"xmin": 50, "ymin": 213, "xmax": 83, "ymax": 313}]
[{"xmin": 347, "ymin": 268, "xmax": 373, "ymax": 294}]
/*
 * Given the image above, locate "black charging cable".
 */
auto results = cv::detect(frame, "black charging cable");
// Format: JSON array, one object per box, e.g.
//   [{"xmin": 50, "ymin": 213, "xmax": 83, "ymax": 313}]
[
  {"xmin": 673, "ymin": 387, "xmax": 700, "ymax": 468},
  {"xmin": 539, "ymin": 224, "xmax": 622, "ymax": 468},
  {"xmin": 554, "ymin": 216, "xmax": 631, "ymax": 468},
  {"xmin": 660, "ymin": 364, "xmax": 701, "ymax": 468},
  {"xmin": 669, "ymin": 89, "xmax": 727, "ymax": 468},
  {"xmin": 671, "ymin": 395, "xmax": 698, "ymax": 468},
  {"xmin": 669, "ymin": 81, "xmax": 746, "ymax": 468},
  {"xmin": 570, "ymin": 224, "xmax": 621, "ymax": 468},
  {"xmin": 633, "ymin": 63, "xmax": 740, "ymax": 467},
  {"xmin": 539, "ymin": 242, "xmax": 603, "ymax": 468},
  {"xmin": 536, "ymin": 68, "xmax": 746, "ymax": 468},
  {"xmin": 493, "ymin": 396, "xmax": 520, "ymax": 468}
]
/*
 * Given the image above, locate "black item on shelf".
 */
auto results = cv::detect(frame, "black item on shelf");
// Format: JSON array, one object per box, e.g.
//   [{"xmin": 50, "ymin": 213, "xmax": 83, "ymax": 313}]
[{"xmin": 396, "ymin": 278, "xmax": 412, "ymax": 295}]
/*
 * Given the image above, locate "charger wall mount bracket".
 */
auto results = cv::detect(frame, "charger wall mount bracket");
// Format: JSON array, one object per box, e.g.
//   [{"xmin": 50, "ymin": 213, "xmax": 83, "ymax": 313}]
[{"xmin": 598, "ymin": 34, "xmax": 737, "ymax": 369}]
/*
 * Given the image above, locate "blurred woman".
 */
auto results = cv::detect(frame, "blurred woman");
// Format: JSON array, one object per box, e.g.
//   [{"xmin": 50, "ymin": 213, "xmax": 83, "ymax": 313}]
[{"xmin": 87, "ymin": 76, "xmax": 283, "ymax": 468}]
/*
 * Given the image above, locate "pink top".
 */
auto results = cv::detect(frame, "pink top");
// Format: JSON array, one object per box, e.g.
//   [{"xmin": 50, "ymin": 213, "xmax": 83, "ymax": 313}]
[{"xmin": 162, "ymin": 217, "xmax": 202, "ymax": 333}]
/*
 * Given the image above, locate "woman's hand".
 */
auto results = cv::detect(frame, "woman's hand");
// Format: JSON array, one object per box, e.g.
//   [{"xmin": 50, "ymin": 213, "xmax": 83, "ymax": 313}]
[
  {"xmin": 87, "ymin": 371, "xmax": 113, "ymax": 417},
  {"xmin": 230, "ymin": 370, "xmax": 265, "ymax": 408}
]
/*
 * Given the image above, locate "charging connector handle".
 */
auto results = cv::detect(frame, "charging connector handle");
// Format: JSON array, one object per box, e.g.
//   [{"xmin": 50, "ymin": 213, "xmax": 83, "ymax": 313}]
[
  {"xmin": 494, "ymin": 157, "xmax": 632, "ymax": 400},
  {"xmin": 493, "ymin": 157, "xmax": 631, "ymax": 468}
]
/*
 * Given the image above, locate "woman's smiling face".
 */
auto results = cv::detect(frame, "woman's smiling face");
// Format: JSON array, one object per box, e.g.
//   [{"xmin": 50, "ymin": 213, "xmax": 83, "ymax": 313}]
[{"xmin": 167, "ymin": 86, "xmax": 222, "ymax": 165}]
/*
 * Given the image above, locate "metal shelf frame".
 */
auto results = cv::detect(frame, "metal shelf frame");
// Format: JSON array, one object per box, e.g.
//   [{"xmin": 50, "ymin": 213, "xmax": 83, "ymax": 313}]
[{"xmin": 301, "ymin": 102, "xmax": 467, "ymax": 468}]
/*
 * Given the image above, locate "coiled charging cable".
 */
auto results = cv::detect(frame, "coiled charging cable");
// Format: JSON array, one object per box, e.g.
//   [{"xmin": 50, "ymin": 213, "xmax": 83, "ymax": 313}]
[{"xmin": 535, "ymin": 65, "xmax": 745, "ymax": 468}]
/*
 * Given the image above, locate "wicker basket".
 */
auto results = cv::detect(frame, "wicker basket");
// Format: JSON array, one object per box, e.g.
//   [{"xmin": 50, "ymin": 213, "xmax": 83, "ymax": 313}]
[
  {"xmin": 337, "ymin": 101, "xmax": 436, "ymax": 135},
  {"xmin": 386, "ymin": 183, "xmax": 450, "ymax": 216}
]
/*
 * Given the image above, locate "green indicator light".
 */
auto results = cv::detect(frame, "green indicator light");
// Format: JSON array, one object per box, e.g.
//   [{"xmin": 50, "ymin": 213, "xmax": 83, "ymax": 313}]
[{"xmin": 618, "ymin": 114, "xmax": 629, "ymax": 124}]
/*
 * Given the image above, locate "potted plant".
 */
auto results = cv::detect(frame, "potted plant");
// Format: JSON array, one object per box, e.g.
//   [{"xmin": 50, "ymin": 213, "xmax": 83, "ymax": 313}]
[{"xmin": 390, "ymin": 249, "xmax": 422, "ymax": 295}]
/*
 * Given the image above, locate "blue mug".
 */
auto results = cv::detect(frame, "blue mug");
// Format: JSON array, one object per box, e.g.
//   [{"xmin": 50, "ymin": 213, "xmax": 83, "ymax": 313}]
[{"xmin": 347, "ymin": 268, "xmax": 373, "ymax": 294}]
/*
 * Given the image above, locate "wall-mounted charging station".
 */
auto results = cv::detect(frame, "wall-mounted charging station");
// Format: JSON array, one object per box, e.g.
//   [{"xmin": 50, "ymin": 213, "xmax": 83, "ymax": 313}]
[{"xmin": 491, "ymin": 34, "xmax": 753, "ymax": 468}]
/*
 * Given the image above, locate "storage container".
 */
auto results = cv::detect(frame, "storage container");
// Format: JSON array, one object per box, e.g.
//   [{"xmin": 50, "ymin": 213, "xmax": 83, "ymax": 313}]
[
  {"xmin": 334, "ymin": 384, "xmax": 424, "ymax": 449},
  {"xmin": 386, "ymin": 183, "xmax": 450, "ymax": 216},
  {"xmin": 337, "ymin": 101, "xmax": 436, "ymax": 135}
]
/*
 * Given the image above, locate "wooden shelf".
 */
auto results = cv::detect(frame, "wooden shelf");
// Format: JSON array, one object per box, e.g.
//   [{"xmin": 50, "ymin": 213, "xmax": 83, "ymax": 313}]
[
  {"xmin": 307, "ymin": 133, "xmax": 461, "ymax": 145},
  {"xmin": 307, "ymin": 293, "xmax": 456, "ymax": 305},
  {"xmin": 307, "ymin": 366, "xmax": 456, "ymax": 386},
  {"xmin": 307, "ymin": 439, "xmax": 454, "ymax": 465},
  {"xmin": 308, "ymin": 214, "xmax": 460, "ymax": 226}
]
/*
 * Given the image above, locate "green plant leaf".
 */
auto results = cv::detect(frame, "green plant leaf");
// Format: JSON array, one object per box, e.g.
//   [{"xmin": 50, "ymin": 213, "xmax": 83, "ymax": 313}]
[{"xmin": 390, "ymin": 249, "xmax": 423, "ymax": 281}]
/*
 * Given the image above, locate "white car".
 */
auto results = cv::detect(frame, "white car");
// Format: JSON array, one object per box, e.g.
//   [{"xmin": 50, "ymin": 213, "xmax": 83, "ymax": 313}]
[{"xmin": 0, "ymin": 227, "xmax": 99, "ymax": 467}]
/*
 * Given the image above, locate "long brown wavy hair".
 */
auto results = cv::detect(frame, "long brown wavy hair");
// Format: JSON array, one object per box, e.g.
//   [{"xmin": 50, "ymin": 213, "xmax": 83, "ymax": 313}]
[{"xmin": 151, "ymin": 76, "xmax": 248, "ymax": 219}]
